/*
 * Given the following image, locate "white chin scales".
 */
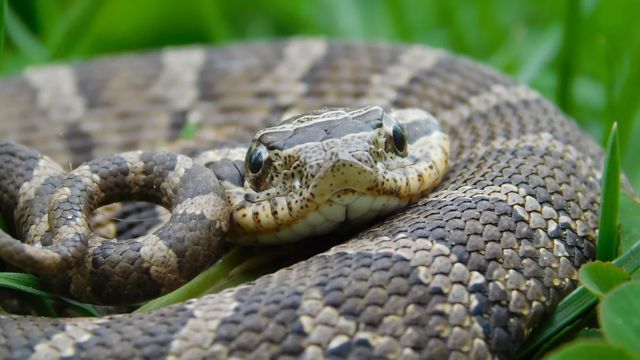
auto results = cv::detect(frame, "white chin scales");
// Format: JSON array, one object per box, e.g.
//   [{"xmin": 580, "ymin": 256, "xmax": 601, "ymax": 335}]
[{"xmin": 233, "ymin": 193, "xmax": 410, "ymax": 245}]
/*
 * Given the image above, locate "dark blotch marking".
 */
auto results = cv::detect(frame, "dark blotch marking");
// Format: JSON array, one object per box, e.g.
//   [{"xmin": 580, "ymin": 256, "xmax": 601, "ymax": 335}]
[
  {"xmin": 63, "ymin": 123, "xmax": 95, "ymax": 167},
  {"xmin": 89, "ymin": 155, "xmax": 133, "ymax": 205},
  {"xmin": 0, "ymin": 142, "xmax": 42, "ymax": 227},
  {"xmin": 402, "ymin": 116, "xmax": 442, "ymax": 145},
  {"xmin": 72, "ymin": 297, "xmax": 198, "ymax": 359},
  {"xmin": 89, "ymin": 239, "xmax": 160, "ymax": 304},
  {"xmin": 0, "ymin": 315, "xmax": 68, "ymax": 358},
  {"xmin": 73, "ymin": 52, "xmax": 165, "ymax": 109},
  {"xmin": 259, "ymin": 117, "xmax": 377, "ymax": 151},
  {"xmin": 168, "ymin": 110, "xmax": 189, "ymax": 140}
]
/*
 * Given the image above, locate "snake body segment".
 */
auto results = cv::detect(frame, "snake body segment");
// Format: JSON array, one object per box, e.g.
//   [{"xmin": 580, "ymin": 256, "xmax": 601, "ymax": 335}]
[
  {"xmin": 0, "ymin": 143, "xmax": 230, "ymax": 304},
  {"xmin": 0, "ymin": 39, "xmax": 602, "ymax": 359},
  {"xmin": 0, "ymin": 105, "xmax": 448, "ymax": 304}
]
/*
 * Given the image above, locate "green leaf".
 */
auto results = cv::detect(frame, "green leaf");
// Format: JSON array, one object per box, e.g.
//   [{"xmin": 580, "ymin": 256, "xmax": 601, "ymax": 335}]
[
  {"xmin": 597, "ymin": 122, "xmax": 621, "ymax": 261},
  {"xmin": 546, "ymin": 340, "xmax": 637, "ymax": 360},
  {"xmin": 579, "ymin": 261, "xmax": 629, "ymax": 298},
  {"xmin": 620, "ymin": 190, "xmax": 640, "ymax": 253},
  {"xmin": 599, "ymin": 281, "xmax": 640, "ymax": 355}
]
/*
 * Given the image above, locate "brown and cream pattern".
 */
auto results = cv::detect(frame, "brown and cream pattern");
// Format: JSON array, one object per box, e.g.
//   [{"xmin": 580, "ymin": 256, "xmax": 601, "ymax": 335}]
[{"xmin": 0, "ymin": 39, "xmax": 602, "ymax": 359}]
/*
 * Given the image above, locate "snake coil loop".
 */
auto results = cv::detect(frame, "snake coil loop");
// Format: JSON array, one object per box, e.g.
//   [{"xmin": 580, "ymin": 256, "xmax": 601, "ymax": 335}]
[{"xmin": 0, "ymin": 146, "xmax": 230, "ymax": 304}]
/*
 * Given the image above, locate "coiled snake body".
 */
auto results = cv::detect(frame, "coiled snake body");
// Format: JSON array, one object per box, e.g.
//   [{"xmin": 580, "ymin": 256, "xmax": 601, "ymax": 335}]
[{"xmin": 0, "ymin": 39, "xmax": 602, "ymax": 359}]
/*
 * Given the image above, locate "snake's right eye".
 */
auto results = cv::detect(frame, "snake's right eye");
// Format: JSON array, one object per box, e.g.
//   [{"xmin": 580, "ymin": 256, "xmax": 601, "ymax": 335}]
[
  {"xmin": 391, "ymin": 124, "xmax": 408, "ymax": 155},
  {"xmin": 246, "ymin": 144, "xmax": 268, "ymax": 174}
]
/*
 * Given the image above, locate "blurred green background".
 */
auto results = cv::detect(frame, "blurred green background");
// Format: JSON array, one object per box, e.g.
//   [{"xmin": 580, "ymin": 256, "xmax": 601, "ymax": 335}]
[{"xmin": 1, "ymin": 0, "xmax": 639, "ymax": 190}]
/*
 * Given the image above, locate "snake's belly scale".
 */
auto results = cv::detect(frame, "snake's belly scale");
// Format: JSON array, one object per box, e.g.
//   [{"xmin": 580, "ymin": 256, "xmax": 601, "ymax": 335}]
[{"xmin": 0, "ymin": 39, "xmax": 602, "ymax": 359}]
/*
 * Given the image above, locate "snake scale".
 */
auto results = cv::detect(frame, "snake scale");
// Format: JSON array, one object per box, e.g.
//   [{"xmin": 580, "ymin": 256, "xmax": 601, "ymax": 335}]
[{"xmin": 0, "ymin": 39, "xmax": 603, "ymax": 359}]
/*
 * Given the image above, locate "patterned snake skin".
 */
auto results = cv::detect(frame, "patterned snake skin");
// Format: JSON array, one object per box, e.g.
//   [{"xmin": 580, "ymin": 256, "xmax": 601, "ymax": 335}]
[
  {"xmin": 0, "ymin": 105, "xmax": 450, "ymax": 305},
  {"xmin": 0, "ymin": 39, "xmax": 602, "ymax": 359}
]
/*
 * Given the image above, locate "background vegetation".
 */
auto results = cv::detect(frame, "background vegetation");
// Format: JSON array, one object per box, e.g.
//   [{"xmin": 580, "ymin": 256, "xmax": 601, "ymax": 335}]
[
  {"xmin": 2, "ymin": 0, "xmax": 639, "ymax": 191},
  {"xmin": 1, "ymin": 1, "xmax": 639, "ymax": 358}
]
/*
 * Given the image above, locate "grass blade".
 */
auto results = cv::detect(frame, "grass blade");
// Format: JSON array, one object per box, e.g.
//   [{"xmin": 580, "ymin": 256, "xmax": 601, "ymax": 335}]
[
  {"xmin": 597, "ymin": 122, "xmax": 621, "ymax": 261},
  {"xmin": 0, "ymin": 272, "xmax": 53, "ymax": 298},
  {"xmin": 47, "ymin": 1, "xmax": 104, "ymax": 58},
  {"xmin": 0, "ymin": 0, "xmax": 5, "ymax": 69},
  {"xmin": 620, "ymin": 190, "xmax": 640, "ymax": 253},
  {"xmin": 135, "ymin": 246, "xmax": 248, "ymax": 313},
  {"xmin": 57, "ymin": 296, "xmax": 100, "ymax": 317},
  {"xmin": 516, "ymin": 25, "xmax": 562, "ymax": 84},
  {"xmin": 0, "ymin": 272, "xmax": 99, "ymax": 317},
  {"xmin": 196, "ymin": 0, "xmax": 232, "ymax": 42},
  {"xmin": 4, "ymin": 3, "xmax": 47, "ymax": 61},
  {"xmin": 556, "ymin": 0, "xmax": 581, "ymax": 112},
  {"xmin": 384, "ymin": 0, "xmax": 412, "ymax": 41}
]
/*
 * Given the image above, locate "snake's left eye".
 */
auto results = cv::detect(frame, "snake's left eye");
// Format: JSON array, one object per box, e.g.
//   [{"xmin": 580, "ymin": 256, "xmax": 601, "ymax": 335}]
[
  {"xmin": 391, "ymin": 124, "xmax": 407, "ymax": 154},
  {"xmin": 246, "ymin": 144, "xmax": 269, "ymax": 174},
  {"xmin": 382, "ymin": 112, "xmax": 408, "ymax": 156}
]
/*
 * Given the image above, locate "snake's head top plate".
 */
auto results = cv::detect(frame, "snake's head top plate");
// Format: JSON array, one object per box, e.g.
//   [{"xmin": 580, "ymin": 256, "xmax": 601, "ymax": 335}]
[{"xmin": 228, "ymin": 106, "xmax": 450, "ymax": 244}]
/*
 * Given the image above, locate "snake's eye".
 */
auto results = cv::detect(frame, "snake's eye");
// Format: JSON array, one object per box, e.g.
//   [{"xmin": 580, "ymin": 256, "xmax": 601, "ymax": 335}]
[
  {"xmin": 392, "ymin": 124, "xmax": 407, "ymax": 154},
  {"xmin": 246, "ymin": 144, "xmax": 268, "ymax": 174},
  {"xmin": 382, "ymin": 112, "xmax": 408, "ymax": 156}
]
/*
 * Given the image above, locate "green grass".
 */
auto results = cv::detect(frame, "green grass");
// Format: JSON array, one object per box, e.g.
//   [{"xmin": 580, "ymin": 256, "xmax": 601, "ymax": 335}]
[
  {"xmin": 1, "ymin": 0, "xmax": 640, "ymax": 358},
  {"xmin": 0, "ymin": 0, "xmax": 5, "ymax": 67},
  {"xmin": 0, "ymin": 272, "xmax": 99, "ymax": 317},
  {"xmin": 597, "ymin": 123, "xmax": 621, "ymax": 261}
]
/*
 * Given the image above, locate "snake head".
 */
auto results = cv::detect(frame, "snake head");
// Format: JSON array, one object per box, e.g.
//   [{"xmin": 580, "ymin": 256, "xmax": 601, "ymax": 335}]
[{"xmin": 228, "ymin": 106, "xmax": 450, "ymax": 244}]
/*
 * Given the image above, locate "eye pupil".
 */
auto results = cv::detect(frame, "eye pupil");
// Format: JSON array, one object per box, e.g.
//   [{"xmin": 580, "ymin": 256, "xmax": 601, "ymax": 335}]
[
  {"xmin": 248, "ymin": 147, "xmax": 264, "ymax": 174},
  {"xmin": 392, "ymin": 125, "xmax": 407, "ymax": 153}
]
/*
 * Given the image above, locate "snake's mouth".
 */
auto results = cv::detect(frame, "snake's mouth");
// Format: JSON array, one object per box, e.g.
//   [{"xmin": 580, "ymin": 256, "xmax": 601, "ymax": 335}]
[
  {"xmin": 325, "ymin": 188, "xmax": 412, "ymax": 223},
  {"xmin": 227, "ymin": 159, "xmax": 419, "ymax": 245},
  {"xmin": 229, "ymin": 188, "xmax": 411, "ymax": 246}
]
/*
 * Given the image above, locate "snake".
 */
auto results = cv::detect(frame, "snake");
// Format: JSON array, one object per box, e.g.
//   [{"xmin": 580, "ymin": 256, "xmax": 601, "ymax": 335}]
[
  {"xmin": 0, "ymin": 105, "xmax": 449, "ymax": 304},
  {"xmin": 0, "ymin": 39, "xmax": 602, "ymax": 359}
]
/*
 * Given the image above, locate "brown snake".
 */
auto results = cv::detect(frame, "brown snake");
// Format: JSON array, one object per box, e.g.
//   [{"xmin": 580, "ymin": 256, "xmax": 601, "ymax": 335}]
[{"xmin": 0, "ymin": 39, "xmax": 602, "ymax": 359}]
